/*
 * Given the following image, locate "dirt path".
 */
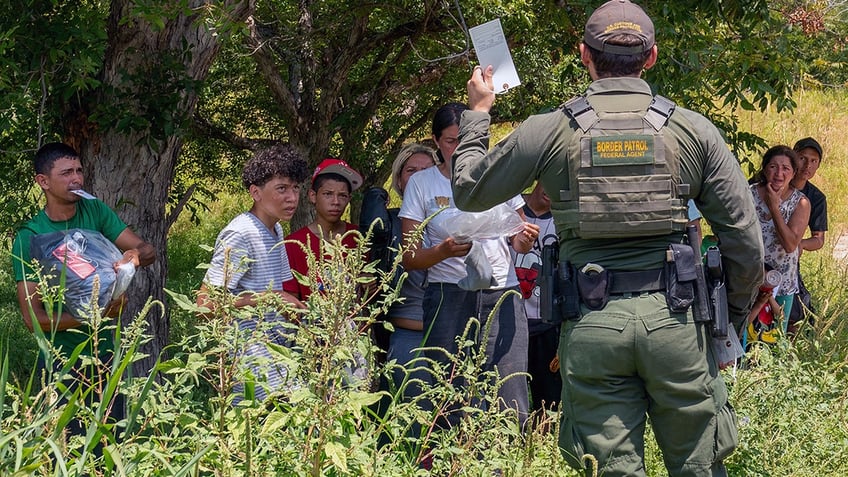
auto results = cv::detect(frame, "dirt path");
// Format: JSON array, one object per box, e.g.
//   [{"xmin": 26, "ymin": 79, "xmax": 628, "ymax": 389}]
[{"xmin": 834, "ymin": 229, "xmax": 848, "ymax": 262}]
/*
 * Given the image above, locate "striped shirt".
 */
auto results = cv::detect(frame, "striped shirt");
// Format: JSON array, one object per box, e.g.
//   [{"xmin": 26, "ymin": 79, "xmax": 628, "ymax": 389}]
[
  {"xmin": 203, "ymin": 211, "xmax": 296, "ymax": 402},
  {"xmin": 204, "ymin": 212, "xmax": 292, "ymax": 294}
]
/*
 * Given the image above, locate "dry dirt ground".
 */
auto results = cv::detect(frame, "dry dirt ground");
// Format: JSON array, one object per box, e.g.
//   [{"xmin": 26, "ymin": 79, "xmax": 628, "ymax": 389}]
[{"xmin": 833, "ymin": 226, "xmax": 848, "ymax": 262}]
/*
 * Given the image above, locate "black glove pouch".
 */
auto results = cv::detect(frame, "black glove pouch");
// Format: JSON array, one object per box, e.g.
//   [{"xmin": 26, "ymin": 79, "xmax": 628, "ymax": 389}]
[
  {"xmin": 576, "ymin": 267, "xmax": 610, "ymax": 311},
  {"xmin": 665, "ymin": 244, "xmax": 696, "ymax": 313}
]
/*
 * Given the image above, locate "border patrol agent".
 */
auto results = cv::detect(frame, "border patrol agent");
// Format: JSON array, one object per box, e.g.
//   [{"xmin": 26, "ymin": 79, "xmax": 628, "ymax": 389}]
[{"xmin": 451, "ymin": 1, "xmax": 764, "ymax": 475}]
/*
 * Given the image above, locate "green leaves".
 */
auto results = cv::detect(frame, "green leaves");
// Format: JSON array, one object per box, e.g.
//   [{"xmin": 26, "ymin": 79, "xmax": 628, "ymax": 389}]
[
  {"xmin": 323, "ymin": 441, "xmax": 349, "ymax": 473},
  {"xmin": 165, "ymin": 288, "xmax": 210, "ymax": 315}
]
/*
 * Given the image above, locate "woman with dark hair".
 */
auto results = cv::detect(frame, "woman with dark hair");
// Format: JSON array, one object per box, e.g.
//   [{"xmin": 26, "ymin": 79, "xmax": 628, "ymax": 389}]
[
  {"xmin": 750, "ymin": 145, "xmax": 810, "ymax": 336},
  {"xmin": 399, "ymin": 102, "xmax": 538, "ymax": 429}
]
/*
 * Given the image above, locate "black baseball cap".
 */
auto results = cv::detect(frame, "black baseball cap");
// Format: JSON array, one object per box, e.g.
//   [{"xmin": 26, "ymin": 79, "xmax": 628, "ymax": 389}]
[
  {"xmin": 584, "ymin": 0, "xmax": 654, "ymax": 55},
  {"xmin": 793, "ymin": 137, "xmax": 823, "ymax": 159}
]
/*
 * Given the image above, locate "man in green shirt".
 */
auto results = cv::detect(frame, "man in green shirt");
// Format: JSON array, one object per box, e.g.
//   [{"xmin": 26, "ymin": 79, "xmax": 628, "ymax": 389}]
[
  {"xmin": 451, "ymin": 1, "xmax": 763, "ymax": 475},
  {"xmin": 12, "ymin": 142, "xmax": 156, "ymax": 357},
  {"xmin": 11, "ymin": 142, "xmax": 156, "ymax": 444}
]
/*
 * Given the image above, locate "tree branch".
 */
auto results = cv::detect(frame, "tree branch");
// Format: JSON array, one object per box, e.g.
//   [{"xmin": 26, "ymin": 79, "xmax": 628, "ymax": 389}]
[
  {"xmin": 166, "ymin": 183, "xmax": 196, "ymax": 230},
  {"xmin": 245, "ymin": 16, "xmax": 299, "ymax": 124},
  {"xmin": 192, "ymin": 113, "xmax": 278, "ymax": 151}
]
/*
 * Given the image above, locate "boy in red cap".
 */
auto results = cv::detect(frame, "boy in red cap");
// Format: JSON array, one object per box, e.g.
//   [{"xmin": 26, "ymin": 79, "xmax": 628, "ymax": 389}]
[{"xmin": 284, "ymin": 158, "xmax": 364, "ymax": 300}]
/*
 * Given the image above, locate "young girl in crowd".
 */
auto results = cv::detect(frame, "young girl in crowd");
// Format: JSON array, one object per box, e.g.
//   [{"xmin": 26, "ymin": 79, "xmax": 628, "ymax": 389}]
[{"xmin": 360, "ymin": 143, "xmax": 439, "ymax": 398}]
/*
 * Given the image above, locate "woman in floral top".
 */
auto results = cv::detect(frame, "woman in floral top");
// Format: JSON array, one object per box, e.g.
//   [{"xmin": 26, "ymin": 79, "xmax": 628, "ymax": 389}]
[{"xmin": 750, "ymin": 145, "xmax": 811, "ymax": 334}]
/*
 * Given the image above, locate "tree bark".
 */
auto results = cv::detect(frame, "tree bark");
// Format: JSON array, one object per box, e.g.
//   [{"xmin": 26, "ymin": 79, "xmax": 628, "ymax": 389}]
[{"xmin": 65, "ymin": 0, "xmax": 254, "ymax": 376}]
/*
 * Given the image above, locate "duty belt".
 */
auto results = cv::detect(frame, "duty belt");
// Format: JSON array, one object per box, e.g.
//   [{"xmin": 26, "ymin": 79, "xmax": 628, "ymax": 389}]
[{"xmin": 608, "ymin": 268, "xmax": 665, "ymax": 295}]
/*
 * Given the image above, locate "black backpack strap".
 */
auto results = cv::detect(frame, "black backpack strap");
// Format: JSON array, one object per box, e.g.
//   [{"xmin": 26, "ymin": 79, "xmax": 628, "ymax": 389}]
[
  {"xmin": 644, "ymin": 95, "xmax": 676, "ymax": 131},
  {"xmin": 562, "ymin": 96, "xmax": 599, "ymax": 133}
]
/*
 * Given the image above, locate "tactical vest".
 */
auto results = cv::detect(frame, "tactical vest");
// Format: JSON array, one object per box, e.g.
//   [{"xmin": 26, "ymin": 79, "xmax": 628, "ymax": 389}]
[{"xmin": 558, "ymin": 95, "xmax": 690, "ymax": 239}]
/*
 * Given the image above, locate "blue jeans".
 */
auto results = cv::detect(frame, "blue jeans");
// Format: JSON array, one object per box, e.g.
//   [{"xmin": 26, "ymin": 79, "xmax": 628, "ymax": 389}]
[
  {"xmin": 422, "ymin": 283, "xmax": 529, "ymax": 428},
  {"xmin": 387, "ymin": 327, "xmax": 430, "ymax": 399}
]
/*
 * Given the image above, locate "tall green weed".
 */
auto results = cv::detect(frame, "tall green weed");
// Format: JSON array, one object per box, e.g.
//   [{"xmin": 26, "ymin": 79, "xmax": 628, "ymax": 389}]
[
  {"xmin": 2, "ymin": 225, "xmax": 569, "ymax": 475},
  {"xmin": 166, "ymin": 191, "xmax": 249, "ymax": 346},
  {"xmin": 2, "ymin": 87, "xmax": 847, "ymax": 476},
  {"xmin": 0, "ymin": 261, "xmax": 37, "ymax": 381}
]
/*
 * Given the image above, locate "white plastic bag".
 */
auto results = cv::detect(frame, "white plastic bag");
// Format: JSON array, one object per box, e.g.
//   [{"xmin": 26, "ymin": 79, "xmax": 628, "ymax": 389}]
[{"xmin": 712, "ymin": 334, "xmax": 744, "ymax": 369}]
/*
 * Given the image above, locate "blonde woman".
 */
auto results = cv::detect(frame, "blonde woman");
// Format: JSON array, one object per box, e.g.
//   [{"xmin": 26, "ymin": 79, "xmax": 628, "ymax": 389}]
[{"xmin": 360, "ymin": 143, "xmax": 438, "ymax": 398}]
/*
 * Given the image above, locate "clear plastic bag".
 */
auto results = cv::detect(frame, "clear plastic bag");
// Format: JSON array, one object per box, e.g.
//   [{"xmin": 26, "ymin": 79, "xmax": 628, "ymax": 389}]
[
  {"xmin": 444, "ymin": 203, "xmax": 525, "ymax": 242},
  {"xmin": 712, "ymin": 334, "xmax": 744, "ymax": 369},
  {"xmin": 29, "ymin": 228, "xmax": 136, "ymax": 318}
]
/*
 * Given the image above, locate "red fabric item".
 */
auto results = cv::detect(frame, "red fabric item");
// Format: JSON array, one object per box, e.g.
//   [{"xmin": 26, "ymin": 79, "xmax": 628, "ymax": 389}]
[{"xmin": 283, "ymin": 223, "xmax": 359, "ymax": 300}]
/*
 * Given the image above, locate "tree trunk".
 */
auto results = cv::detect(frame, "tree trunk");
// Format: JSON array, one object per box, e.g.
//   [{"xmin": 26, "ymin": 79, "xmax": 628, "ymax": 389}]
[{"xmin": 66, "ymin": 0, "xmax": 254, "ymax": 376}]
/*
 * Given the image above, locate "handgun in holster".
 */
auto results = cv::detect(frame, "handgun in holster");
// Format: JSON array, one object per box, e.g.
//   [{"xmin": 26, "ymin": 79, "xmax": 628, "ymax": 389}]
[
  {"xmin": 705, "ymin": 245, "xmax": 729, "ymax": 338},
  {"xmin": 685, "ymin": 225, "xmax": 712, "ymax": 324},
  {"xmin": 684, "ymin": 225, "xmax": 730, "ymax": 337},
  {"xmin": 540, "ymin": 244, "xmax": 560, "ymax": 325},
  {"xmin": 540, "ymin": 243, "xmax": 580, "ymax": 324}
]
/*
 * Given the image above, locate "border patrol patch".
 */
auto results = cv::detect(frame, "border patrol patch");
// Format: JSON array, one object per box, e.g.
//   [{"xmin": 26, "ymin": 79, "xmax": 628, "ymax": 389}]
[{"xmin": 592, "ymin": 135, "xmax": 654, "ymax": 165}]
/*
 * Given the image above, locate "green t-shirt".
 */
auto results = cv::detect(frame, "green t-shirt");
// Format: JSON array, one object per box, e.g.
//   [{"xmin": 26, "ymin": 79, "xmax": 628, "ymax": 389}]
[{"xmin": 11, "ymin": 198, "xmax": 128, "ymax": 357}]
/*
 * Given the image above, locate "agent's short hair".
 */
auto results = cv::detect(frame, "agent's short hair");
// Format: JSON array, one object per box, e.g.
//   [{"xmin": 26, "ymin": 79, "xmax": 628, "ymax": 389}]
[
  {"xmin": 390, "ymin": 143, "xmax": 437, "ymax": 197},
  {"xmin": 242, "ymin": 143, "xmax": 308, "ymax": 189},
  {"xmin": 584, "ymin": 33, "xmax": 652, "ymax": 78},
  {"xmin": 34, "ymin": 142, "xmax": 80, "ymax": 175}
]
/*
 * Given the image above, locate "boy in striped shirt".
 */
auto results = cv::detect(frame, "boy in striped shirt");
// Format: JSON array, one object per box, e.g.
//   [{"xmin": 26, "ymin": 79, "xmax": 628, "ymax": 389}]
[{"xmin": 198, "ymin": 143, "xmax": 308, "ymax": 403}]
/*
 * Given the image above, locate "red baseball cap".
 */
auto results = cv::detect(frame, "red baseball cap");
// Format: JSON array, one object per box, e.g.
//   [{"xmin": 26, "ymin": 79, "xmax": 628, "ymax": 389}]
[{"xmin": 312, "ymin": 158, "xmax": 364, "ymax": 191}]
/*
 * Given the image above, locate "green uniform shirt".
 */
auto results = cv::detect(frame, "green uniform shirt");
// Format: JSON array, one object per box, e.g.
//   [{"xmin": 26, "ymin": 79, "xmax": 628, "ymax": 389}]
[
  {"xmin": 11, "ymin": 198, "xmax": 128, "ymax": 357},
  {"xmin": 452, "ymin": 77, "xmax": 764, "ymax": 327}
]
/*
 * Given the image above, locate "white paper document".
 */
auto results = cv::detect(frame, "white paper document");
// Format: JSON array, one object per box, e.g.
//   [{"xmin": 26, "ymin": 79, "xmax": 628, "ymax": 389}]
[
  {"xmin": 469, "ymin": 18, "xmax": 521, "ymax": 94},
  {"xmin": 71, "ymin": 189, "xmax": 97, "ymax": 200}
]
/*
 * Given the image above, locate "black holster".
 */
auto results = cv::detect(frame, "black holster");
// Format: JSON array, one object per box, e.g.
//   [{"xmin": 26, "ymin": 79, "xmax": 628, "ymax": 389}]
[
  {"xmin": 686, "ymin": 225, "xmax": 714, "ymax": 324},
  {"xmin": 706, "ymin": 246, "xmax": 729, "ymax": 338},
  {"xmin": 539, "ymin": 244, "xmax": 580, "ymax": 324},
  {"xmin": 576, "ymin": 266, "xmax": 610, "ymax": 311},
  {"xmin": 558, "ymin": 262, "xmax": 580, "ymax": 320}
]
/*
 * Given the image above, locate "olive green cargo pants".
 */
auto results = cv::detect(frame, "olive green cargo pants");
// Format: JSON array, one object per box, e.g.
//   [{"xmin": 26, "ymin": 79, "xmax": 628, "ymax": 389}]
[{"xmin": 558, "ymin": 292, "xmax": 737, "ymax": 477}]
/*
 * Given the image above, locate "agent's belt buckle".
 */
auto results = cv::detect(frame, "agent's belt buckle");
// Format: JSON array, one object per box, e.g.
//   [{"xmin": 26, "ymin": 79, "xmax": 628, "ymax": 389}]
[{"xmin": 580, "ymin": 263, "xmax": 604, "ymax": 275}]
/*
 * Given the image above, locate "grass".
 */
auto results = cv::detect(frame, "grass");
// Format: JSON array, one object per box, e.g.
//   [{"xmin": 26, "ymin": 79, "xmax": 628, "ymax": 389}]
[
  {"xmin": 0, "ymin": 87, "xmax": 846, "ymax": 475},
  {"xmin": 738, "ymin": 87, "xmax": 848, "ymax": 227},
  {"xmin": 0, "ymin": 262, "xmax": 37, "ymax": 380}
]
